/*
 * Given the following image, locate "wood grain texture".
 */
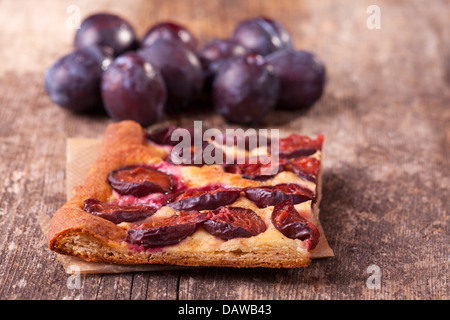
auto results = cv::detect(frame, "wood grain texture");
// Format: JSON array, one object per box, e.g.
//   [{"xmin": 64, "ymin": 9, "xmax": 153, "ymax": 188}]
[{"xmin": 0, "ymin": 0, "xmax": 448, "ymax": 300}]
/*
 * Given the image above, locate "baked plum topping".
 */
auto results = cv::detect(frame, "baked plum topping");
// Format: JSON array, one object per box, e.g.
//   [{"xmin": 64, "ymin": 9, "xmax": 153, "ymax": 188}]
[
  {"xmin": 145, "ymin": 125, "xmax": 180, "ymax": 146},
  {"xmin": 202, "ymin": 206, "xmax": 267, "ymax": 240},
  {"xmin": 167, "ymin": 189, "xmax": 241, "ymax": 211},
  {"xmin": 145, "ymin": 125, "xmax": 204, "ymax": 149},
  {"xmin": 232, "ymin": 17, "xmax": 292, "ymax": 56},
  {"xmin": 288, "ymin": 157, "xmax": 320, "ymax": 183},
  {"xmin": 74, "ymin": 13, "xmax": 137, "ymax": 57},
  {"xmin": 218, "ymin": 132, "xmax": 271, "ymax": 152},
  {"xmin": 83, "ymin": 199, "xmax": 157, "ymax": 224},
  {"xmin": 140, "ymin": 22, "xmax": 198, "ymax": 51},
  {"xmin": 167, "ymin": 141, "xmax": 225, "ymax": 166},
  {"xmin": 271, "ymin": 199, "xmax": 320, "ymax": 249},
  {"xmin": 109, "ymin": 165, "xmax": 172, "ymax": 197},
  {"xmin": 278, "ymin": 134, "xmax": 324, "ymax": 159},
  {"xmin": 126, "ymin": 211, "xmax": 202, "ymax": 248},
  {"xmin": 198, "ymin": 38, "xmax": 247, "ymax": 91},
  {"xmin": 224, "ymin": 157, "xmax": 286, "ymax": 181},
  {"xmin": 244, "ymin": 184, "xmax": 315, "ymax": 208}
]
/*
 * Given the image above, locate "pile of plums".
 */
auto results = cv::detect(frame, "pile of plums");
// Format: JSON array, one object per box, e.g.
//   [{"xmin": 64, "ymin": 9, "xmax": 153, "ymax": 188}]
[{"xmin": 45, "ymin": 13, "xmax": 326, "ymax": 126}]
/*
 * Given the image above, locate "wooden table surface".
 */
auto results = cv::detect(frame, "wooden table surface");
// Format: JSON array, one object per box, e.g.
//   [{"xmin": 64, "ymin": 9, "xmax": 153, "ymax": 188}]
[{"xmin": 0, "ymin": 0, "xmax": 448, "ymax": 300}]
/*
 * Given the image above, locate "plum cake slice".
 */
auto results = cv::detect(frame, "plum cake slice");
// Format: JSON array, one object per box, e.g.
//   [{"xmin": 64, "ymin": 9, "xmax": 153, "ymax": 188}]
[{"xmin": 48, "ymin": 120, "xmax": 327, "ymax": 268}]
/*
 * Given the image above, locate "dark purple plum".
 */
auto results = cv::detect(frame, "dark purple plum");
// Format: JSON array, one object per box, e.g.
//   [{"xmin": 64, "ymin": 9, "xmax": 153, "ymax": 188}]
[
  {"xmin": 266, "ymin": 49, "xmax": 326, "ymax": 110},
  {"xmin": 212, "ymin": 53, "xmax": 279, "ymax": 124},
  {"xmin": 271, "ymin": 199, "xmax": 320, "ymax": 249},
  {"xmin": 202, "ymin": 206, "xmax": 267, "ymax": 240},
  {"xmin": 101, "ymin": 52, "xmax": 166, "ymax": 126},
  {"xmin": 232, "ymin": 17, "xmax": 292, "ymax": 56},
  {"xmin": 138, "ymin": 39, "xmax": 203, "ymax": 111},
  {"xmin": 167, "ymin": 189, "xmax": 241, "ymax": 211},
  {"xmin": 244, "ymin": 184, "xmax": 315, "ymax": 208},
  {"xmin": 197, "ymin": 38, "xmax": 247, "ymax": 90},
  {"xmin": 44, "ymin": 45, "xmax": 113, "ymax": 112},
  {"xmin": 83, "ymin": 199, "xmax": 157, "ymax": 224},
  {"xmin": 74, "ymin": 13, "xmax": 137, "ymax": 56},
  {"xmin": 126, "ymin": 211, "xmax": 202, "ymax": 248},
  {"xmin": 108, "ymin": 165, "xmax": 172, "ymax": 197},
  {"xmin": 140, "ymin": 21, "xmax": 197, "ymax": 51}
]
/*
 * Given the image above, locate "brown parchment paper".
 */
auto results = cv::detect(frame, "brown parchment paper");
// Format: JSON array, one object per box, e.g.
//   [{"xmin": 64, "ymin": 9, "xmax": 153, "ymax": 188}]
[{"xmin": 40, "ymin": 138, "xmax": 333, "ymax": 274}]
